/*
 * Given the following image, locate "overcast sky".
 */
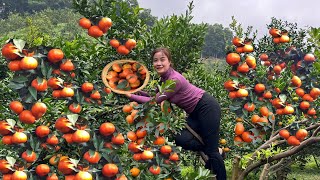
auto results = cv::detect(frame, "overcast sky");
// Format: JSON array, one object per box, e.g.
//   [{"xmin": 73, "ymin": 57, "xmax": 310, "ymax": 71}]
[{"xmin": 137, "ymin": 0, "xmax": 319, "ymax": 37}]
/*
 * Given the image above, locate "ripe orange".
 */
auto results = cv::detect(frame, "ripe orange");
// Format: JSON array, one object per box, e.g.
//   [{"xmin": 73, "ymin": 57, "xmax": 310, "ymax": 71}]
[
  {"xmin": 254, "ymin": 83, "xmax": 265, "ymax": 93},
  {"xmin": 310, "ymin": 88, "xmax": 320, "ymax": 99},
  {"xmin": 130, "ymin": 167, "xmax": 140, "ymax": 177},
  {"xmin": 232, "ymin": 37, "xmax": 244, "ymax": 47},
  {"xmin": 127, "ymin": 131, "xmax": 137, "ymax": 141},
  {"xmin": 234, "ymin": 122, "xmax": 245, "ymax": 135},
  {"xmin": 244, "ymin": 103, "xmax": 255, "ymax": 112},
  {"xmin": 74, "ymin": 171, "xmax": 93, "ymax": 180},
  {"xmin": 31, "ymin": 102, "xmax": 47, "ymax": 119},
  {"xmin": 125, "ymin": 39, "xmax": 137, "ymax": 50},
  {"xmin": 237, "ymin": 63, "xmax": 250, "ymax": 73},
  {"xmin": 22, "ymin": 150, "xmax": 37, "ymax": 163},
  {"xmin": 259, "ymin": 106, "xmax": 269, "ymax": 117},
  {"xmin": 273, "ymin": 65, "xmax": 282, "ymax": 75},
  {"xmin": 283, "ymin": 106, "xmax": 294, "ymax": 115},
  {"xmin": 117, "ymin": 45, "xmax": 130, "ymax": 55},
  {"xmin": 279, "ymin": 35, "xmax": 290, "ymax": 43},
  {"xmin": 48, "ymin": 49, "xmax": 64, "ymax": 63},
  {"xmin": 47, "ymin": 77, "xmax": 61, "ymax": 89},
  {"xmin": 279, "ymin": 129, "xmax": 290, "ymax": 139},
  {"xmin": 88, "ymin": 26, "xmax": 104, "ymax": 38},
  {"xmin": 102, "ymin": 163, "xmax": 118, "ymax": 177},
  {"xmin": 236, "ymin": 88, "xmax": 248, "ymax": 98},
  {"xmin": 60, "ymin": 87, "xmax": 74, "ymax": 97},
  {"xmin": 81, "ymin": 82, "xmax": 94, "ymax": 93},
  {"xmin": 141, "ymin": 150, "xmax": 154, "ymax": 160},
  {"xmin": 299, "ymin": 101, "xmax": 310, "ymax": 110},
  {"xmin": 36, "ymin": 164, "xmax": 50, "ymax": 177},
  {"xmin": 304, "ymin": 53, "xmax": 316, "ymax": 62},
  {"xmin": 60, "ymin": 59, "xmax": 75, "ymax": 72},
  {"xmin": 72, "ymin": 130, "xmax": 90, "ymax": 143},
  {"xmin": 79, "ymin": 17, "xmax": 92, "ymax": 29},
  {"xmin": 269, "ymin": 28, "xmax": 281, "ymax": 37},
  {"xmin": 20, "ymin": 56, "xmax": 38, "ymax": 70},
  {"xmin": 245, "ymin": 55, "xmax": 256, "ymax": 68},
  {"xmin": 262, "ymin": 91, "xmax": 272, "ymax": 99},
  {"xmin": 9, "ymin": 101, "xmax": 24, "ymax": 114},
  {"xmin": 136, "ymin": 128, "xmax": 147, "ymax": 138},
  {"xmin": 109, "ymin": 39, "xmax": 120, "ymax": 48},
  {"xmin": 259, "ymin": 53, "xmax": 268, "ymax": 61},
  {"xmin": 243, "ymin": 44, "xmax": 254, "ymax": 53},
  {"xmin": 291, "ymin": 76, "xmax": 302, "ymax": 87},
  {"xmin": 169, "ymin": 152, "xmax": 179, "ymax": 161},
  {"xmin": 46, "ymin": 135, "xmax": 59, "ymax": 145},
  {"xmin": 2, "ymin": 135, "xmax": 12, "ymax": 145},
  {"xmin": 90, "ymin": 91, "xmax": 101, "ymax": 100},
  {"xmin": 160, "ymin": 145, "xmax": 172, "ymax": 155},
  {"xmin": 98, "ymin": 17, "xmax": 112, "ymax": 32},
  {"xmin": 99, "ymin": 122, "xmax": 115, "ymax": 136},
  {"xmin": 19, "ymin": 110, "xmax": 36, "ymax": 124},
  {"xmin": 31, "ymin": 78, "xmax": 48, "ymax": 92},
  {"xmin": 1, "ymin": 43, "xmax": 19, "ymax": 60},
  {"xmin": 111, "ymin": 133, "xmax": 125, "ymax": 145},
  {"xmin": 241, "ymin": 131, "xmax": 253, "ymax": 143},
  {"xmin": 251, "ymin": 114, "xmax": 260, "ymax": 124},
  {"xmin": 69, "ymin": 103, "xmax": 82, "ymax": 114},
  {"xmin": 149, "ymin": 165, "xmax": 161, "ymax": 175},
  {"xmin": 8, "ymin": 60, "xmax": 21, "ymax": 71},
  {"xmin": 287, "ymin": 136, "xmax": 300, "ymax": 146},
  {"xmin": 153, "ymin": 136, "xmax": 165, "ymax": 145},
  {"xmin": 11, "ymin": 132, "xmax": 27, "ymax": 144},
  {"xmin": 35, "ymin": 125, "xmax": 50, "ymax": 138},
  {"xmin": 11, "ymin": 170, "xmax": 27, "ymax": 180},
  {"xmin": 83, "ymin": 151, "xmax": 101, "ymax": 164},
  {"xmin": 226, "ymin": 53, "xmax": 240, "ymax": 65},
  {"xmin": 295, "ymin": 129, "xmax": 308, "ymax": 141},
  {"xmin": 55, "ymin": 117, "xmax": 72, "ymax": 133}
]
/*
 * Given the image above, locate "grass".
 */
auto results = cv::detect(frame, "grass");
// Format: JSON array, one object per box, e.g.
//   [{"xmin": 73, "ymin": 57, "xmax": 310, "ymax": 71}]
[
  {"xmin": 223, "ymin": 156, "xmax": 320, "ymax": 180},
  {"xmin": 288, "ymin": 156, "xmax": 320, "ymax": 180}
]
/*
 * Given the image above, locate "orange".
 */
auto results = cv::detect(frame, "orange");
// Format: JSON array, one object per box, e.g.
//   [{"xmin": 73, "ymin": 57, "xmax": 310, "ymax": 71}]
[
  {"xmin": 88, "ymin": 26, "xmax": 104, "ymax": 38},
  {"xmin": 130, "ymin": 167, "xmax": 140, "ymax": 177},
  {"xmin": 9, "ymin": 101, "xmax": 24, "ymax": 114},
  {"xmin": 8, "ymin": 60, "xmax": 21, "ymax": 71},
  {"xmin": 226, "ymin": 53, "xmax": 240, "ymax": 65},
  {"xmin": 79, "ymin": 17, "xmax": 92, "ymax": 29},
  {"xmin": 102, "ymin": 163, "xmax": 118, "ymax": 177},
  {"xmin": 109, "ymin": 39, "xmax": 120, "ymax": 48},
  {"xmin": 35, "ymin": 164, "xmax": 50, "ymax": 177},
  {"xmin": 234, "ymin": 122, "xmax": 244, "ymax": 135},
  {"xmin": 48, "ymin": 49, "xmax": 64, "ymax": 63}
]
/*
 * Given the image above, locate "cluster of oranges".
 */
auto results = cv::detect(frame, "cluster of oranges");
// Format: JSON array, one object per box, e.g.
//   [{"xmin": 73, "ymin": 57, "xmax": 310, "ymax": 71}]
[
  {"xmin": 110, "ymin": 38, "xmax": 137, "ymax": 55},
  {"xmin": 79, "ymin": 17, "xmax": 112, "ymax": 38},
  {"xmin": 103, "ymin": 60, "xmax": 147, "ymax": 93},
  {"xmin": 269, "ymin": 28, "xmax": 290, "ymax": 44},
  {"xmin": 225, "ymin": 28, "xmax": 319, "ymax": 147},
  {"xmin": 279, "ymin": 128, "xmax": 308, "ymax": 146},
  {"xmin": 9, "ymin": 101, "xmax": 47, "ymax": 124},
  {"xmin": 121, "ymin": 101, "xmax": 180, "ymax": 177}
]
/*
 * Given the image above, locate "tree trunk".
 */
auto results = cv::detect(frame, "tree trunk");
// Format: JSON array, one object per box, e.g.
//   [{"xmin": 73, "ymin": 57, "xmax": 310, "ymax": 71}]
[
  {"xmin": 259, "ymin": 163, "xmax": 270, "ymax": 180},
  {"xmin": 231, "ymin": 156, "xmax": 241, "ymax": 180}
]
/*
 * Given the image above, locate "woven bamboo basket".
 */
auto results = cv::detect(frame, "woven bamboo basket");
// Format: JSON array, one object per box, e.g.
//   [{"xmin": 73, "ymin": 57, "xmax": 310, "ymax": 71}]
[{"xmin": 101, "ymin": 59, "xmax": 150, "ymax": 94}]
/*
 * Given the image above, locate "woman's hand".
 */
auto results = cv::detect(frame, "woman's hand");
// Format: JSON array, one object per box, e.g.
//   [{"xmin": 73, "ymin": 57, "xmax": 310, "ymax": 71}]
[{"xmin": 125, "ymin": 93, "xmax": 132, "ymax": 98}]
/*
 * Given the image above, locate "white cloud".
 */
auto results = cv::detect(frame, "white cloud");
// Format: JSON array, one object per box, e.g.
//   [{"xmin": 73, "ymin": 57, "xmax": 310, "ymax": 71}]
[{"xmin": 137, "ymin": 0, "xmax": 319, "ymax": 37}]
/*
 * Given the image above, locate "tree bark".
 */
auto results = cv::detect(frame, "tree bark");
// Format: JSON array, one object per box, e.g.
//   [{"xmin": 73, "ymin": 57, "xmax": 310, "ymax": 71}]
[
  {"xmin": 237, "ymin": 136, "xmax": 320, "ymax": 180},
  {"xmin": 259, "ymin": 163, "xmax": 270, "ymax": 180},
  {"xmin": 231, "ymin": 156, "xmax": 241, "ymax": 180}
]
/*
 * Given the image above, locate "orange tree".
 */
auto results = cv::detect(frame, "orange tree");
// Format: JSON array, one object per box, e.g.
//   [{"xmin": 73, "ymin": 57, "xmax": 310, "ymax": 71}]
[
  {"xmin": 0, "ymin": 0, "xmax": 211, "ymax": 180},
  {"xmin": 224, "ymin": 17, "xmax": 320, "ymax": 179}
]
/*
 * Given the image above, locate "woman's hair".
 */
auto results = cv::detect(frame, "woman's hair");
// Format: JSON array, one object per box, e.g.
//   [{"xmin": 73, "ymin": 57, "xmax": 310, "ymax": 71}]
[{"xmin": 151, "ymin": 47, "xmax": 172, "ymax": 62}]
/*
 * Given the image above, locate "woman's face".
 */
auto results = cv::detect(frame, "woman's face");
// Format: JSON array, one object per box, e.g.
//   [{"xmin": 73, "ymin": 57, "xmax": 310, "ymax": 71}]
[{"xmin": 153, "ymin": 51, "xmax": 171, "ymax": 75}]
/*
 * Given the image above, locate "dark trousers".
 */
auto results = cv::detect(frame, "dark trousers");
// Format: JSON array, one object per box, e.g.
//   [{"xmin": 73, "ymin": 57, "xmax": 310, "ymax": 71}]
[{"xmin": 175, "ymin": 92, "xmax": 227, "ymax": 180}]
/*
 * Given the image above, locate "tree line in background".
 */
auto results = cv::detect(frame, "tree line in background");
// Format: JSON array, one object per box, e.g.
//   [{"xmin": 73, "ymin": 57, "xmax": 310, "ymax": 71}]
[{"xmin": 0, "ymin": 0, "xmax": 232, "ymax": 59}]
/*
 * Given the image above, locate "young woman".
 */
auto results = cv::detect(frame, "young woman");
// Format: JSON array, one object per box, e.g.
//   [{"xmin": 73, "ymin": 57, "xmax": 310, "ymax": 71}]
[{"xmin": 126, "ymin": 47, "xmax": 226, "ymax": 180}]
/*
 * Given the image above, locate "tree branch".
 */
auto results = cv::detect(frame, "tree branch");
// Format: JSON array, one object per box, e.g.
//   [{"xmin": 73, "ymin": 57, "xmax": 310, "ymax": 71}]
[{"xmin": 238, "ymin": 136, "xmax": 320, "ymax": 180}]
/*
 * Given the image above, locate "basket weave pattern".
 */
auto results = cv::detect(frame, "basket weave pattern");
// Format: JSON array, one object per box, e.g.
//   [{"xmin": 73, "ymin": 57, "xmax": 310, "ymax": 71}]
[{"xmin": 101, "ymin": 59, "xmax": 150, "ymax": 94}]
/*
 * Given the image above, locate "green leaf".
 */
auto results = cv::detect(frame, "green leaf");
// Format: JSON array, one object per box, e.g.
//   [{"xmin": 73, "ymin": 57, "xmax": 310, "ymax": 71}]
[
  {"xmin": 13, "ymin": 39, "xmax": 26, "ymax": 52},
  {"xmin": 28, "ymin": 86, "xmax": 37, "ymax": 100},
  {"xmin": 279, "ymin": 94, "xmax": 287, "ymax": 103},
  {"xmin": 12, "ymin": 76, "xmax": 28, "ymax": 83},
  {"xmin": 67, "ymin": 114, "xmax": 79, "ymax": 125},
  {"xmin": 8, "ymin": 81, "xmax": 25, "ymax": 90},
  {"xmin": 6, "ymin": 157, "xmax": 16, "ymax": 167}
]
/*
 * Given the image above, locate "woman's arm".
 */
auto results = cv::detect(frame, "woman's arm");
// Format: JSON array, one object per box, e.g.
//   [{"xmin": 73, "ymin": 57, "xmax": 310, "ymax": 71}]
[{"xmin": 128, "ymin": 93, "xmax": 152, "ymax": 104}]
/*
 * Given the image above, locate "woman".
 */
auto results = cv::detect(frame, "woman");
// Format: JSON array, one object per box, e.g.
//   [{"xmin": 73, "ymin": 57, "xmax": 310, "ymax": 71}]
[{"xmin": 126, "ymin": 47, "xmax": 226, "ymax": 180}]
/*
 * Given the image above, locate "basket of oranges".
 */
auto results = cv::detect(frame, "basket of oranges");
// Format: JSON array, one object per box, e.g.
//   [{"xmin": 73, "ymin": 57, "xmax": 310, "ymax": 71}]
[{"xmin": 101, "ymin": 59, "xmax": 150, "ymax": 94}]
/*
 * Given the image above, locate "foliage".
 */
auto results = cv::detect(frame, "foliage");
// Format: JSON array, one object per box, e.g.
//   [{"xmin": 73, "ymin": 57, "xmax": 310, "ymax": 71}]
[
  {"xmin": 225, "ymin": 17, "xmax": 320, "ymax": 180},
  {"xmin": 202, "ymin": 24, "xmax": 233, "ymax": 58}
]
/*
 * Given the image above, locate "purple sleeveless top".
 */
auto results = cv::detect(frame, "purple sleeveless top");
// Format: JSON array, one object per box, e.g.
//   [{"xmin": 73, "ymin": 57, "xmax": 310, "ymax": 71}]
[{"xmin": 129, "ymin": 67, "xmax": 205, "ymax": 114}]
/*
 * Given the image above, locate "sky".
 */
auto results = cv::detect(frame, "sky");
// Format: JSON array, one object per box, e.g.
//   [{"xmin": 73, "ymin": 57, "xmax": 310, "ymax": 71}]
[{"xmin": 137, "ymin": 0, "xmax": 319, "ymax": 37}]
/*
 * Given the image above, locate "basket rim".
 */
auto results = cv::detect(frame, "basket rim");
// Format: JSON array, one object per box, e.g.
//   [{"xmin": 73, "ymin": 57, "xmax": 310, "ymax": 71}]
[{"xmin": 101, "ymin": 59, "xmax": 150, "ymax": 95}]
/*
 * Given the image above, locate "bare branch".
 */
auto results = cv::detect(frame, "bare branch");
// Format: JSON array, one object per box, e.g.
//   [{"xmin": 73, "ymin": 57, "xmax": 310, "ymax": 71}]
[
  {"xmin": 238, "ymin": 136, "xmax": 320, "ymax": 180},
  {"xmin": 312, "ymin": 125, "xmax": 320, "ymax": 137}
]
